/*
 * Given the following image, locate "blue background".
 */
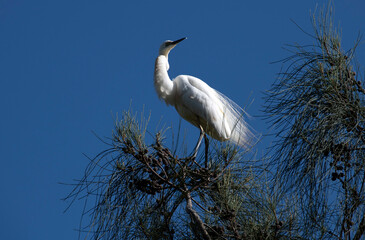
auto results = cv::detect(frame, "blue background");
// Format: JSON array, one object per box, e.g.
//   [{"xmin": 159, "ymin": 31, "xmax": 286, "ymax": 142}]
[{"xmin": 1, "ymin": 1, "xmax": 364, "ymax": 239}]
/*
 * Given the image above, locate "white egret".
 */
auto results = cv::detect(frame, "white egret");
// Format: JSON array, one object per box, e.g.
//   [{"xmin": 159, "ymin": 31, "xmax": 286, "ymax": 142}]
[{"xmin": 154, "ymin": 37, "xmax": 255, "ymax": 158}]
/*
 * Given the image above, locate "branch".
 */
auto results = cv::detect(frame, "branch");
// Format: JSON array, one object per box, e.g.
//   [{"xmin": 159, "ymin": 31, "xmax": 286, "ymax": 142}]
[
  {"xmin": 353, "ymin": 216, "xmax": 365, "ymax": 240},
  {"xmin": 185, "ymin": 191, "xmax": 211, "ymax": 240}
]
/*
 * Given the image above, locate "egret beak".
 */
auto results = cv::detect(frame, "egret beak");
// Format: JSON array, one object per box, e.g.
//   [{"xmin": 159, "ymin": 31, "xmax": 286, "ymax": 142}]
[{"xmin": 171, "ymin": 37, "xmax": 187, "ymax": 45}]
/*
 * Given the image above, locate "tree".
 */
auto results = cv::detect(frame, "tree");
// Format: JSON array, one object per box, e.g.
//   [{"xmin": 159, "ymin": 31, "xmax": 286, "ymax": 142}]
[
  {"xmin": 264, "ymin": 6, "xmax": 365, "ymax": 240},
  {"xmin": 65, "ymin": 4, "xmax": 364, "ymax": 240},
  {"xmin": 65, "ymin": 110, "xmax": 300, "ymax": 239}
]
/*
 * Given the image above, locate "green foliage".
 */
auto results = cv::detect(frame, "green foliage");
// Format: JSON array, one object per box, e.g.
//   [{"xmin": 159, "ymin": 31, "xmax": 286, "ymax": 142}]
[
  {"xmin": 65, "ymin": 108, "xmax": 300, "ymax": 239},
  {"xmin": 264, "ymin": 5, "xmax": 365, "ymax": 240}
]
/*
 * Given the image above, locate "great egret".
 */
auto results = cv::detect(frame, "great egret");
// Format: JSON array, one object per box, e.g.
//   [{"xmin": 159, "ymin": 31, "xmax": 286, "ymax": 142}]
[{"xmin": 154, "ymin": 37, "xmax": 255, "ymax": 158}]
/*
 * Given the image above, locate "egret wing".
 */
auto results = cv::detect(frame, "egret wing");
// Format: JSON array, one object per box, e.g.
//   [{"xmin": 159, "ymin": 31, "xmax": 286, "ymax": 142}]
[
  {"xmin": 173, "ymin": 75, "xmax": 228, "ymax": 139},
  {"xmin": 184, "ymin": 75, "xmax": 256, "ymax": 148}
]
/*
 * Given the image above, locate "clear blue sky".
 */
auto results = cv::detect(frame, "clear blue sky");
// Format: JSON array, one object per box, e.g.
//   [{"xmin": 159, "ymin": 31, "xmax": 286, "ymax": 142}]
[{"xmin": 1, "ymin": 1, "xmax": 364, "ymax": 239}]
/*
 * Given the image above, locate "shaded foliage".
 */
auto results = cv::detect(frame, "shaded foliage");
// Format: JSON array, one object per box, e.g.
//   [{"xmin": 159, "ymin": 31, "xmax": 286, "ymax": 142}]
[
  {"xmin": 264, "ymin": 6, "xmax": 365, "ymax": 240},
  {"xmin": 64, "ymin": 109, "xmax": 300, "ymax": 239}
]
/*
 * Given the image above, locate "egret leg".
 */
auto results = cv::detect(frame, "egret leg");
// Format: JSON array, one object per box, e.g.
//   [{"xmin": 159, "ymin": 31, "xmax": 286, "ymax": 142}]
[
  {"xmin": 204, "ymin": 134, "xmax": 209, "ymax": 168},
  {"xmin": 192, "ymin": 127, "xmax": 204, "ymax": 159}
]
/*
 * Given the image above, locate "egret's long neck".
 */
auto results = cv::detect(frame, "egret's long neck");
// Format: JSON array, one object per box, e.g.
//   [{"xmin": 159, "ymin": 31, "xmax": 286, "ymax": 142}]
[{"xmin": 154, "ymin": 55, "xmax": 174, "ymax": 104}]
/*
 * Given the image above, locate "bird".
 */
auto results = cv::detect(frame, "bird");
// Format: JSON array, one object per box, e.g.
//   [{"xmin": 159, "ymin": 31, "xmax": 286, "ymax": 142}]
[{"xmin": 154, "ymin": 37, "xmax": 255, "ymax": 158}]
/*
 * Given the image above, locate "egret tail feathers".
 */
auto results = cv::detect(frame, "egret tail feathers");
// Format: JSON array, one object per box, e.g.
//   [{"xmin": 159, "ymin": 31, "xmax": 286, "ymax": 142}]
[{"xmin": 215, "ymin": 90, "xmax": 258, "ymax": 149}]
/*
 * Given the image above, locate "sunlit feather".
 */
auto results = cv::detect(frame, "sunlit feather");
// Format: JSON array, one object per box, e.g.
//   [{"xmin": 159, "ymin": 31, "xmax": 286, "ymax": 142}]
[{"xmin": 154, "ymin": 38, "xmax": 256, "ymax": 152}]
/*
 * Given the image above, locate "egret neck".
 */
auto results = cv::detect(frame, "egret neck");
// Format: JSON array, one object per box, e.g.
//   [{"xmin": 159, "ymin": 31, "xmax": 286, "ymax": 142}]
[{"xmin": 154, "ymin": 55, "xmax": 174, "ymax": 105}]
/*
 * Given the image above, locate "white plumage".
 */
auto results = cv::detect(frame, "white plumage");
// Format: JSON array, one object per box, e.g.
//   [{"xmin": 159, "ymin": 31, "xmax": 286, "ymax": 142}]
[{"xmin": 154, "ymin": 38, "xmax": 255, "ymax": 150}]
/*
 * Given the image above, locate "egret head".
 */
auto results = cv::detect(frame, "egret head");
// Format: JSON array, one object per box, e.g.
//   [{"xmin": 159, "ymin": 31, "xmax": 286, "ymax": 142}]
[{"xmin": 159, "ymin": 37, "xmax": 186, "ymax": 56}]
